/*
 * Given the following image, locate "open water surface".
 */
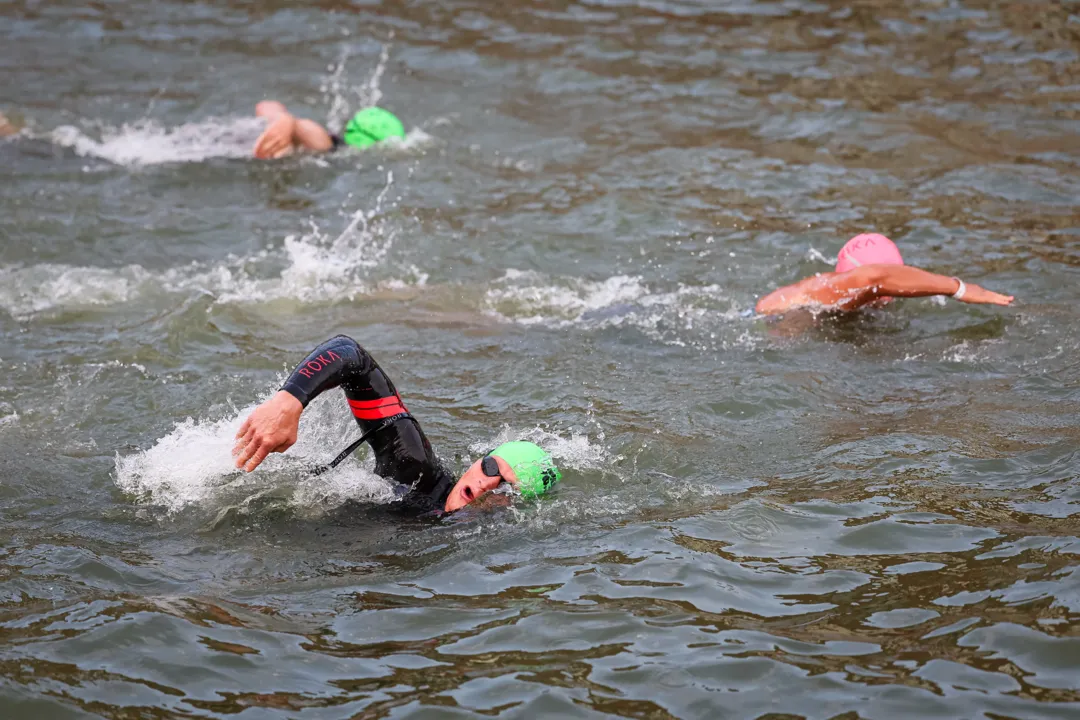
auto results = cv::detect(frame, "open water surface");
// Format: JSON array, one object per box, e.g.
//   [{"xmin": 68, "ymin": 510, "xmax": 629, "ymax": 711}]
[{"xmin": 2, "ymin": 0, "xmax": 1080, "ymax": 717}]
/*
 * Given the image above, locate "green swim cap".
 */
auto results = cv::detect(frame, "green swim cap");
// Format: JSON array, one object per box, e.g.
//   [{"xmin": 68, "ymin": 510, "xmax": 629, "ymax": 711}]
[
  {"xmin": 342, "ymin": 107, "xmax": 405, "ymax": 149},
  {"xmin": 490, "ymin": 441, "xmax": 561, "ymax": 498}
]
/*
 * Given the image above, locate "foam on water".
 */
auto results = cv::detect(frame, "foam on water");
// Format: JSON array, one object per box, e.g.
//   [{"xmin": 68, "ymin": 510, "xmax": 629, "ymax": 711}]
[
  {"xmin": 50, "ymin": 118, "xmax": 266, "ymax": 167},
  {"xmin": 484, "ymin": 269, "xmax": 746, "ymax": 347},
  {"xmin": 0, "ymin": 263, "xmax": 154, "ymax": 318},
  {"xmin": 468, "ymin": 425, "xmax": 609, "ymax": 473},
  {"xmin": 114, "ymin": 390, "xmax": 396, "ymax": 515},
  {"xmin": 0, "ymin": 171, "xmax": 430, "ymax": 320}
]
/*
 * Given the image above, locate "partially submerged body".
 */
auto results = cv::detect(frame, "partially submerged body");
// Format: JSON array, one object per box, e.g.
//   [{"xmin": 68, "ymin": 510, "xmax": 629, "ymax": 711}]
[
  {"xmin": 0, "ymin": 112, "xmax": 20, "ymax": 138},
  {"xmin": 252, "ymin": 102, "xmax": 405, "ymax": 159},
  {"xmin": 755, "ymin": 263, "xmax": 1014, "ymax": 315},
  {"xmin": 232, "ymin": 335, "xmax": 561, "ymax": 515},
  {"xmin": 755, "ymin": 234, "xmax": 1014, "ymax": 316}
]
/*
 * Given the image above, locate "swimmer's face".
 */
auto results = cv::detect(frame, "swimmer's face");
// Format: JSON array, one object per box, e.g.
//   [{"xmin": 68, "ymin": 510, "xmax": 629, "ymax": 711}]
[{"xmin": 444, "ymin": 456, "xmax": 519, "ymax": 513}]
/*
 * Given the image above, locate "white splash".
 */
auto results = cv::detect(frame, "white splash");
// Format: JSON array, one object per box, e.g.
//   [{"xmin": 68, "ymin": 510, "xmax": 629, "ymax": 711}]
[
  {"xmin": 322, "ymin": 45, "xmax": 354, "ymax": 133},
  {"xmin": 322, "ymin": 36, "xmax": 394, "ymax": 133},
  {"xmin": 355, "ymin": 38, "xmax": 392, "ymax": 116},
  {"xmin": 0, "ymin": 171, "xmax": 426, "ymax": 320},
  {"xmin": 0, "ymin": 263, "xmax": 154, "ymax": 318},
  {"xmin": 50, "ymin": 118, "xmax": 265, "ymax": 167},
  {"xmin": 114, "ymin": 391, "xmax": 395, "ymax": 515},
  {"xmin": 943, "ymin": 340, "xmax": 986, "ymax": 363},
  {"xmin": 485, "ymin": 271, "xmax": 648, "ymax": 325},
  {"xmin": 483, "ymin": 270, "xmax": 745, "ymax": 347},
  {"xmin": 807, "ymin": 246, "xmax": 833, "ymax": 265},
  {"xmin": 469, "ymin": 425, "xmax": 609, "ymax": 472}
]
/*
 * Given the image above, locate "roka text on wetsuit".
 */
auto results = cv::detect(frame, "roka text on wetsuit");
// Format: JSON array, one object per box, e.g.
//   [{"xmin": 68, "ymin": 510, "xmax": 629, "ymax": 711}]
[{"xmin": 280, "ymin": 335, "xmax": 455, "ymax": 513}]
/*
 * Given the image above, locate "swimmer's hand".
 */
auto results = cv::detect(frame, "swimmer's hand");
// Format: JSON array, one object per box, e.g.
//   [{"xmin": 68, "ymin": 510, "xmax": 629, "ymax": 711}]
[
  {"xmin": 233, "ymin": 391, "xmax": 303, "ymax": 472},
  {"xmin": 955, "ymin": 282, "xmax": 1014, "ymax": 306},
  {"xmin": 253, "ymin": 114, "xmax": 297, "ymax": 159}
]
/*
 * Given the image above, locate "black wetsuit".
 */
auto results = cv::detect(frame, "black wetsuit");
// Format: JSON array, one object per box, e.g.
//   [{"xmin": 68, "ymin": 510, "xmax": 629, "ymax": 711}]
[{"xmin": 281, "ymin": 335, "xmax": 455, "ymax": 513}]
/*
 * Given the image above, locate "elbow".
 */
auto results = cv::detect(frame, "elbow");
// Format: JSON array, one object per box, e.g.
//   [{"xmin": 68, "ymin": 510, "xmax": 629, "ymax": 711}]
[
  {"xmin": 844, "ymin": 266, "xmax": 893, "ymax": 301},
  {"xmin": 848, "ymin": 265, "xmax": 889, "ymax": 288},
  {"xmin": 327, "ymin": 334, "xmax": 364, "ymax": 355}
]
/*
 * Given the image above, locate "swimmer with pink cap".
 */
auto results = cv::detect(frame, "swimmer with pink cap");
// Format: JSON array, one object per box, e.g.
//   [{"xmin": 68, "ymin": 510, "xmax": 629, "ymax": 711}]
[{"xmin": 755, "ymin": 233, "xmax": 1014, "ymax": 315}]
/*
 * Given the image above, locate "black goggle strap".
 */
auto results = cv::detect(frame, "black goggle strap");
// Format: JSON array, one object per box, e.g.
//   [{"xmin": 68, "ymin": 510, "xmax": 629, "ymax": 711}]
[{"xmin": 310, "ymin": 413, "xmax": 414, "ymax": 477}]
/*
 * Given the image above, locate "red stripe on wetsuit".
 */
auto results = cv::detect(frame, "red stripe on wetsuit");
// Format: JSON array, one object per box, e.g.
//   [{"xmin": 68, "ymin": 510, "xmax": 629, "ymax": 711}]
[{"xmin": 347, "ymin": 395, "xmax": 409, "ymax": 420}]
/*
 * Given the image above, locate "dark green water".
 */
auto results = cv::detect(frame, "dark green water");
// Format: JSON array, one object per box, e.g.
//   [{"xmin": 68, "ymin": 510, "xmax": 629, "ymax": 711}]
[{"xmin": 2, "ymin": 0, "xmax": 1080, "ymax": 717}]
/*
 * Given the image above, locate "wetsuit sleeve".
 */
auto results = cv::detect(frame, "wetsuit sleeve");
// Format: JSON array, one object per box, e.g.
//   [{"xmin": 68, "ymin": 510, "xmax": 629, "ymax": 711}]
[
  {"xmin": 280, "ymin": 336, "xmax": 455, "ymax": 512},
  {"xmin": 281, "ymin": 335, "xmax": 376, "ymax": 407}
]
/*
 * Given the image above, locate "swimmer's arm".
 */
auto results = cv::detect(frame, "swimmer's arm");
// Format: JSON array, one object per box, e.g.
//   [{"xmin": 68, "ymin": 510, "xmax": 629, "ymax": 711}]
[
  {"xmin": 292, "ymin": 119, "xmax": 334, "ymax": 152},
  {"xmin": 755, "ymin": 273, "xmax": 848, "ymax": 315},
  {"xmin": 846, "ymin": 265, "xmax": 1015, "ymax": 307},
  {"xmin": 253, "ymin": 114, "xmax": 333, "ymax": 158},
  {"xmin": 254, "ymin": 112, "xmax": 297, "ymax": 159},
  {"xmin": 233, "ymin": 336, "xmax": 376, "ymax": 471},
  {"xmin": 755, "ymin": 265, "xmax": 1014, "ymax": 314}
]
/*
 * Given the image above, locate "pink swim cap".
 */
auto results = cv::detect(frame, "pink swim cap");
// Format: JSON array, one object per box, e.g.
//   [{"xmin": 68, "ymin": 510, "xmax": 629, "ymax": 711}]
[{"xmin": 835, "ymin": 233, "xmax": 904, "ymax": 273}]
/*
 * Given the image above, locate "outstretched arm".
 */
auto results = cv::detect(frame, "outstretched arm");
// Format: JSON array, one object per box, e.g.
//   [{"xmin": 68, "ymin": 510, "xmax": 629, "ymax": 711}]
[{"xmin": 755, "ymin": 265, "xmax": 1014, "ymax": 315}]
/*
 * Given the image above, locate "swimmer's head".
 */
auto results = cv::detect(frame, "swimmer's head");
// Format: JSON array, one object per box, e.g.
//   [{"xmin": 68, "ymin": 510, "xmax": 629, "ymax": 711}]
[
  {"xmin": 255, "ymin": 101, "xmax": 289, "ymax": 119},
  {"xmin": 342, "ymin": 107, "xmax": 405, "ymax": 149},
  {"xmin": 835, "ymin": 233, "xmax": 904, "ymax": 273},
  {"xmin": 444, "ymin": 441, "xmax": 561, "ymax": 513}
]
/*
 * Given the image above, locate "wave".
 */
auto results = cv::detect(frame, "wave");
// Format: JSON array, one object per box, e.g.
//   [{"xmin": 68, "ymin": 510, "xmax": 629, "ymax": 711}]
[
  {"xmin": 0, "ymin": 170, "xmax": 431, "ymax": 320},
  {"xmin": 115, "ymin": 392, "xmax": 610, "ymax": 517},
  {"xmin": 484, "ymin": 269, "xmax": 749, "ymax": 347}
]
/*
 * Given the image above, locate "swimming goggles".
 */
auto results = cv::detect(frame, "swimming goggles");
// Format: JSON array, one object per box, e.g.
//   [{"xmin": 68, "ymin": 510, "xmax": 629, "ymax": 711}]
[{"xmin": 481, "ymin": 455, "xmax": 503, "ymax": 479}]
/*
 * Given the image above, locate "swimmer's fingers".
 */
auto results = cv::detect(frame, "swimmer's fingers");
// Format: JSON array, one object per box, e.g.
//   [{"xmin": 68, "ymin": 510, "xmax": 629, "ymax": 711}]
[
  {"xmin": 253, "ymin": 129, "xmax": 284, "ymax": 159},
  {"xmin": 242, "ymin": 436, "xmax": 294, "ymax": 472},
  {"xmin": 235, "ymin": 416, "xmax": 252, "ymax": 441},
  {"xmin": 254, "ymin": 117, "xmax": 295, "ymax": 159},
  {"xmin": 234, "ymin": 433, "xmax": 260, "ymax": 470},
  {"xmin": 232, "ymin": 419, "xmax": 256, "ymax": 463},
  {"xmin": 960, "ymin": 284, "xmax": 1015, "ymax": 306},
  {"xmin": 243, "ymin": 443, "xmax": 273, "ymax": 473},
  {"xmin": 254, "ymin": 137, "xmax": 283, "ymax": 160}
]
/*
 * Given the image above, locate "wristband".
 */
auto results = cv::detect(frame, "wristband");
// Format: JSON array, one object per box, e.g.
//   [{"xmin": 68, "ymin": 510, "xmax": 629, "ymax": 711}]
[{"xmin": 951, "ymin": 278, "xmax": 966, "ymax": 300}]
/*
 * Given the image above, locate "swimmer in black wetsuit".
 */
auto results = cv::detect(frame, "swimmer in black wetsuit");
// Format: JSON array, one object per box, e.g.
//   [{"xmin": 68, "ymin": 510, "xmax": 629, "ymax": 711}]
[{"xmin": 233, "ymin": 335, "xmax": 561, "ymax": 514}]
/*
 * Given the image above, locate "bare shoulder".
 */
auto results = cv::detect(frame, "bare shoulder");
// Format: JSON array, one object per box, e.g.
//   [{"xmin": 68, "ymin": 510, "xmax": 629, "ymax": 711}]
[{"xmin": 756, "ymin": 272, "xmax": 840, "ymax": 315}]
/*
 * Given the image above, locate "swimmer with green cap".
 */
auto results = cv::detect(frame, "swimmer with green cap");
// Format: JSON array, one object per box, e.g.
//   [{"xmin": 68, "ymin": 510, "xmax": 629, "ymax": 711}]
[
  {"xmin": 234, "ymin": 335, "xmax": 562, "ymax": 515},
  {"xmin": 443, "ymin": 441, "xmax": 562, "ymax": 513},
  {"xmin": 253, "ymin": 101, "xmax": 405, "ymax": 159}
]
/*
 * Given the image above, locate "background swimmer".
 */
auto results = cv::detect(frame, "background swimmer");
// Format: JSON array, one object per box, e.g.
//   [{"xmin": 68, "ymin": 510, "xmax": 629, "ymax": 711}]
[
  {"xmin": 253, "ymin": 102, "xmax": 404, "ymax": 159},
  {"xmin": 0, "ymin": 112, "xmax": 19, "ymax": 137},
  {"xmin": 756, "ymin": 233, "xmax": 1015, "ymax": 315}
]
